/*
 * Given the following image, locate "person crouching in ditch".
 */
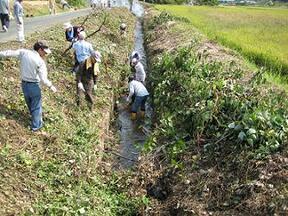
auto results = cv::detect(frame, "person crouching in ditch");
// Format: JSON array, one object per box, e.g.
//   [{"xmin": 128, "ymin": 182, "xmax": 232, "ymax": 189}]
[
  {"xmin": 131, "ymin": 58, "xmax": 146, "ymax": 84},
  {"xmin": 72, "ymin": 31, "xmax": 98, "ymax": 110},
  {"xmin": 126, "ymin": 76, "xmax": 149, "ymax": 120}
]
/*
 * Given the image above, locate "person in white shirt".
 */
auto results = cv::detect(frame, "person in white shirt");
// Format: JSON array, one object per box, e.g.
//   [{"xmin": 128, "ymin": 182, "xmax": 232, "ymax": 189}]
[
  {"xmin": 0, "ymin": 0, "xmax": 10, "ymax": 32},
  {"xmin": 13, "ymin": 0, "xmax": 24, "ymax": 42},
  {"xmin": 126, "ymin": 76, "xmax": 149, "ymax": 120},
  {"xmin": 0, "ymin": 41, "xmax": 57, "ymax": 132},
  {"xmin": 72, "ymin": 31, "xmax": 97, "ymax": 110},
  {"xmin": 131, "ymin": 58, "xmax": 146, "ymax": 84}
]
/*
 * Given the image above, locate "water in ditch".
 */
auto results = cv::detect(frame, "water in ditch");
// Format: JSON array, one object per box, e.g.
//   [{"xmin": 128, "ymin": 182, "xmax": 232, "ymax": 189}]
[{"xmin": 112, "ymin": 1, "xmax": 152, "ymax": 169}]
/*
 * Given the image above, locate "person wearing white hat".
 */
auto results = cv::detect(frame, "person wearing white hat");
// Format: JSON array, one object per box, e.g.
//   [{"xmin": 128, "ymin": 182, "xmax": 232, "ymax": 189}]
[
  {"xmin": 120, "ymin": 23, "xmax": 127, "ymax": 36},
  {"xmin": 72, "ymin": 31, "xmax": 97, "ymax": 110},
  {"xmin": 64, "ymin": 22, "xmax": 84, "ymax": 42},
  {"xmin": 0, "ymin": 40, "xmax": 57, "ymax": 132},
  {"xmin": 129, "ymin": 50, "xmax": 140, "ymax": 72},
  {"xmin": 131, "ymin": 58, "xmax": 146, "ymax": 84}
]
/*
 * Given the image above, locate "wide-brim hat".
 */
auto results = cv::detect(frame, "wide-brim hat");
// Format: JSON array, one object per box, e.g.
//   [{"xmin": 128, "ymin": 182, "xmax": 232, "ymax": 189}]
[{"xmin": 63, "ymin": 22, "xmax": 72, "ymax": 29}]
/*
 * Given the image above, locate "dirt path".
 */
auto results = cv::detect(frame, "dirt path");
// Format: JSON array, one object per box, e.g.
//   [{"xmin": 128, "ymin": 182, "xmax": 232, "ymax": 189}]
[{"xmin": 0, "ymin": 8, "xmax": 92, "ymax": 43}]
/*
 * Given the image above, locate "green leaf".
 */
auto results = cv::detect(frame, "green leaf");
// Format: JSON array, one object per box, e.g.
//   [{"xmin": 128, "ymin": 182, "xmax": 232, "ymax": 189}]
[
  {"xmin": 247, "ymin": 138, "xmax": 254, "ymax": 145},
  {"xmin": 247, "ymin": 128, "xmax": 256, "ymax": 135},
  {"xmin": 228, "ymin": 122, "xmax": 235, "ymax": 129},
  {"xmin": 238, "ymin": 131, "xmax": 246, "ymax": 141}
]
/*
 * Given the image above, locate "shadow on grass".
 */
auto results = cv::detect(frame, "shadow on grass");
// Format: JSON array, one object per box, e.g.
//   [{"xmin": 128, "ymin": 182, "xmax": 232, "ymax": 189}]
[{"xmin": 0, "ymin": 104, "xmax": 30, "ymax": 129}]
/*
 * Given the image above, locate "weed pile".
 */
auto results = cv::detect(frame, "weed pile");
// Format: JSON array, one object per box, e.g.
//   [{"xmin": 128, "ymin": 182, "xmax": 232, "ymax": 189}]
[
  {"xmin": 0, "ymin": 8, "xmax": 144, "ymax": 215},
  {"xmin": 131, "ymin": 9, "xmax": 288, "ymax": 215}
]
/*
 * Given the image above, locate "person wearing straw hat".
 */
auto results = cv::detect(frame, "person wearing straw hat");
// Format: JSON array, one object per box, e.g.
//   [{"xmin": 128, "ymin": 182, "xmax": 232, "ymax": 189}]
[{"xmin": 0, "ymin": 41, "xmax": 57, "ymax": 132}]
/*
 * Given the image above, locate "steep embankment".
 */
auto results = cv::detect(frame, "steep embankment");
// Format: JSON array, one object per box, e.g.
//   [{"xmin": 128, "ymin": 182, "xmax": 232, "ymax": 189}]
[
  {"xmin": 129, "ymin": 7, "xmax": 288, "ymax": 215},
  {"xmin": 0, "ymin": 8, "xmax": 142, "ymax": 215}
]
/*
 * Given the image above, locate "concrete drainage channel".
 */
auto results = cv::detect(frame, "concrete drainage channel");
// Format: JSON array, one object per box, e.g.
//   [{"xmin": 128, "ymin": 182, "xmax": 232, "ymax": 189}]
[{"xmin": 112, "ymin": 0, "xmax": 152, "ymax": 169}]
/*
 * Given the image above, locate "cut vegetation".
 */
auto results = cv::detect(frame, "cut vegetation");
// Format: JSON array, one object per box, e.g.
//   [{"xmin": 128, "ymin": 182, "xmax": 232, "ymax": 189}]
[{"xmin": 0, "ymin": 8, "xmax": 146, "ymax": 215}]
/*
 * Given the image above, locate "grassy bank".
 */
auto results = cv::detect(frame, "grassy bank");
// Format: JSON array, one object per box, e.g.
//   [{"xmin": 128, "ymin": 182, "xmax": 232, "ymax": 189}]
[
  {"xmin": 154, "ymin": 5, "xmax": 288, "ymax": 75},
  {"xmin": 0, "ymin": 8, "xmax": 144, "ymax": 215},
  {"xmin": 22, "ymin": 1, "xmax": 85, "ymax": 17},
  {"xmin": 132, "ymin": 8, "xmax": 288, "ymax": 215}
]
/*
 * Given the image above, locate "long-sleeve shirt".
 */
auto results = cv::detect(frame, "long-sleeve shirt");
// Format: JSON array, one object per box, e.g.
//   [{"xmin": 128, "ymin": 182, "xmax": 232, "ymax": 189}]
[
  {"xmin": 72, "ymin": 40, "xmax": 94, "ymax": 63},
  {"xmin": 135, "ymin": 61, "xmax": 146, "ymax": 82},
  {"xmin": 13, "ymin": 0, "xmax": 23, "ymax": 23},
  {"xmin": 127, "ymin": 80, "xmax": 149, "ymax": 101},
  {"xmin": 0, "ymin": 49, "xmax": 53, "ymax": 87},
  {"xmin": 65, "ymin": 26, "xmax": 84, "ymax": 42},
  {"xmin": 0, "ymin": 0, "xmax": 9, "ymax": 14}
]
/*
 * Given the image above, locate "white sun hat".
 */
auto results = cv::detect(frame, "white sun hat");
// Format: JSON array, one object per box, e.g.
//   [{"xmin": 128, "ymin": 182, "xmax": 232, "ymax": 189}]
[{"xmin": 63, "ymin": 22, "xmax": 73, "ymax": 29}]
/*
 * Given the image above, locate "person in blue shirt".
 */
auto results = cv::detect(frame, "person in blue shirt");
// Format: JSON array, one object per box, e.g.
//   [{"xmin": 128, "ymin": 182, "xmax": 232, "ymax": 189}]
[{"xmin": 72, "ymin": 31, "xmax": 97, "ymax": 110}]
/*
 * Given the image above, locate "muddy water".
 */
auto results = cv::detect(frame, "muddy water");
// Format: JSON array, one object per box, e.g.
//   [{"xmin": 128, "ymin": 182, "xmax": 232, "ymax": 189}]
[{"xmin": 113, "ymin": 1, "xmax": 152, "ymax": 169}]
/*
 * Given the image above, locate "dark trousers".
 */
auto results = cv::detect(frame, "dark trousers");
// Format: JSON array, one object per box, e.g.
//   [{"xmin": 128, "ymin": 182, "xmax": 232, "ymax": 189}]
[
  {"xmin": 131, "ymin": 95, "xmax": 148, "ymax": 113},
  {"xmin": 0, "ymin": 13, "xmax": 9, "ymax": 29},
  {"xmin": 76, "ymin": 63, "xmax": 94, "ymax": 109}
]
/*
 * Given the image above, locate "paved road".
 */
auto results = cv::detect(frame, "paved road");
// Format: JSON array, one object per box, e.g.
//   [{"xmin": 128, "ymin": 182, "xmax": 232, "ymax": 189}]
[{"xmin": 0, "ymin": 8, "xmax": 92, "ymax": 43}]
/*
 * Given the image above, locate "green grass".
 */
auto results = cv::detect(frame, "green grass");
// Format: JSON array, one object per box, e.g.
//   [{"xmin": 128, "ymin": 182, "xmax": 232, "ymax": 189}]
[
  {"xmin": 155, "ymin": 5, "xmax": 288, "ymax": 75},
  {"xmin": 0, "ymin": 9, "xmax": 146, "ymax": 215}
]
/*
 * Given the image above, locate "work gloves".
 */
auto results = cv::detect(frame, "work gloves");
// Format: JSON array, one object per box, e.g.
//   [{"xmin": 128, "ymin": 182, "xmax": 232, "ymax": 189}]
[
  {"xmin": 50, "ymin": 85, "xmax": 57, "ymax": 93},
  {"xmin": 78, "ymin": 82, "xmax": 85, "ymax": 92}
]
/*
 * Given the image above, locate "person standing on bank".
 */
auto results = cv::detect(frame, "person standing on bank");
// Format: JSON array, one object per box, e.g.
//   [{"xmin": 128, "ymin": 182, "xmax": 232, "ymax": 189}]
[
  {"xmin": 13, "ymin": 0, "xmax": 24, "ymax": 43},
  {"xmin": 126, "ymin": 76, "xmax": 149, "ymax": 120},
  {"xmin": 0, "ymin": 41, "xmax": 57, "ymax": 132},
  {"xmin": 72, "ymin": 31, "xmax": 97, "ymax": 110},
  {"xmin": 0, "ymin": 0, "xmax": 10, "ymax": 32}
]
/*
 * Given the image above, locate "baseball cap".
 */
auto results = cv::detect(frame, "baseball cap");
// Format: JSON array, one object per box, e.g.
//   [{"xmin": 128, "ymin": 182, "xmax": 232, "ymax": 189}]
[{"xmin": 33, "ymin": 40, "xmax": 52, "ymax": 54}]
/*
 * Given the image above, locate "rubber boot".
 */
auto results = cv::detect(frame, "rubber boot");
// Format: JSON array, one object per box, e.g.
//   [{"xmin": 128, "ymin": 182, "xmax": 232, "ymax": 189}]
[
  {"xmin": 131, "ymin": 112, "xmax": 137, "ymax": 120},
  {"xmin": 140, "ymin": 111, "xmax": 145, "ymax": 118}
]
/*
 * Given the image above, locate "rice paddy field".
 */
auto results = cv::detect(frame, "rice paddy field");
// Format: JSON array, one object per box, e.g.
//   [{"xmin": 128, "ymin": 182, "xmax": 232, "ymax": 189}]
[{"xmin": 155, "ymin": 5, "xmax": 288, "ymax": 75}]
